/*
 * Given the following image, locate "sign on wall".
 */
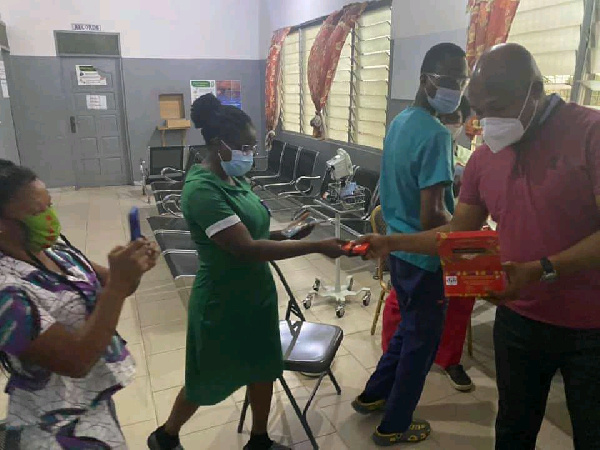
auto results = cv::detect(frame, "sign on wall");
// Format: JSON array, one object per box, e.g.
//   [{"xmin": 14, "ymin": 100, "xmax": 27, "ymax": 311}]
[
  {"xmin": 190, "ymin": 80, "xmax": 216, "ymax": 102},
  {"xmin": 217, "ymin": 80, "xmax": 242, "ymax": 109},
  {"xmin": 86, "ymin": 94, "xmax": 107, "ymax": 110},
  {"xmin": 190, "ymin": 80, "xmax": 242, "ymax": 109},
  {"xmin": 71, "ymin": 24, "xmax": 102, "ymax": 32},
  {"xmin": 76, "ymin": 65, "xmax": 107, "ymax": 86}
]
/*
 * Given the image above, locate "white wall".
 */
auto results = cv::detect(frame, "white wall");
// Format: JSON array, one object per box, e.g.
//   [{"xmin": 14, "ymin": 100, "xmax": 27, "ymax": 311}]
[
  {"xmin": 2, "ymin": 0, "xmax": 262, "ymax": 59},
  {"xmin": 260, "ymin": 0, "xmax": 470, "ymax": 98}
]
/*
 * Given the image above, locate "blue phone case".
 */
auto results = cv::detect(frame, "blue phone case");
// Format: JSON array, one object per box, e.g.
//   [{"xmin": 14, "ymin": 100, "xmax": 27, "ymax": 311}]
[{"xmin": 129, "ymin": 207, "xmax": 142, "ymax": 241}]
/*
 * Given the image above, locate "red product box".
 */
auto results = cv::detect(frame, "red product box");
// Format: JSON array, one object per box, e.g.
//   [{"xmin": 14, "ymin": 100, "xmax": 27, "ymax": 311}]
[{"xmin": 437, "ymin": 230, "xmax": 506, "ymax": 297}]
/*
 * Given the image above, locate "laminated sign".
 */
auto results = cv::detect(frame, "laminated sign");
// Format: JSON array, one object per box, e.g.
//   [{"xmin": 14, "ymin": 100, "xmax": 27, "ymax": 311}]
[
  {"xmin": 76, "ymin": 65, "xmax": 107, "ymax": 86},
  {"xmin": 190, "ymin": 80, "xmax": 216, "ymax": 102},
  {"xmin": 437, "ymin": 230, "xmax": 505, "ymax": 297}
]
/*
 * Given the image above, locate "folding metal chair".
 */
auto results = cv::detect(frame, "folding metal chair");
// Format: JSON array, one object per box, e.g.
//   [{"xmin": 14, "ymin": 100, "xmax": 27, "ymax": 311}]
[{"xmin": 237, "ymin": 262, "xmax": 343, "ymax": 450}]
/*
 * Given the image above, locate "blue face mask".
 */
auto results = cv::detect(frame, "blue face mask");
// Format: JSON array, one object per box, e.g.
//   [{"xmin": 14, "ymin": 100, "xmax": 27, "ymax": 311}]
[
  {"xmin": 219, "ymin": 144, "xmax": 254, "ymax": 177},
  {"xmin": 427, "ymin": 86, "xmax": 462, "ymax": 115}
]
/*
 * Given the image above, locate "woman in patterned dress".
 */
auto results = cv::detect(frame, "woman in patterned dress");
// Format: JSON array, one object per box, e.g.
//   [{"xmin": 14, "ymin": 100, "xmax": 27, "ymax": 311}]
[{"xmin": 0, "ymin": 160, "xmax": 159, "ymax": 448}]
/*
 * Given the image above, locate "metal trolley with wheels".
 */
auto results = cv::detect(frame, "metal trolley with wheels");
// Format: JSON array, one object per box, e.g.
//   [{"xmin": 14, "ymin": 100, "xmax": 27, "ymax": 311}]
[{"xmin": 303, "ymin": 188, "xmax": 371, "ymax": 318}]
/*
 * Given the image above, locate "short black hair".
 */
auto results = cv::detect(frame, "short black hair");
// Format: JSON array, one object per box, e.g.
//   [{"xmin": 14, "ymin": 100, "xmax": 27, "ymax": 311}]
[
  {"xmin": 421, "ymin": 43, "xmax": 466, "ymax": 74},
  {"xmin": 190, "ymin": 93, "xmax": 253, "ymax": 145},
  {"xmin": 0, "ymin": 160, "xmax": 37, "ymax": 214}
]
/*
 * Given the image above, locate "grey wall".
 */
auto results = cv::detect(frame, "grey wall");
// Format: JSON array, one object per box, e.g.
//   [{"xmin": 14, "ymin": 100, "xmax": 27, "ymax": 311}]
[
  {"xmin": 0, "ymin": 51, "xmax": 19, "ymax": 163},
  {"xmin": 7, "ymin": 56, "xmax": 264, "ymax": 187},
  {"xmin": 122, "ymin": 58, "xmax": 265, "ymax": 181},
  {"xmin": 392, "ymin": 28, "xmax": 467, "ymax": 100},
  {"xmin": 8, "ymin": 56, "xmax": 74, "ymax": 187}
]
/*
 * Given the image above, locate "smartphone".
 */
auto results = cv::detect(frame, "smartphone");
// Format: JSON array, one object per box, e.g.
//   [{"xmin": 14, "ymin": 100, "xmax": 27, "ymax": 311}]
[
  {"xmin": 281, "ymin": 217, "xmax": 327, "ymax": 239},
  {"xmin": 128, "ymin": 207, "xmax": 143, "ymax": 241}
]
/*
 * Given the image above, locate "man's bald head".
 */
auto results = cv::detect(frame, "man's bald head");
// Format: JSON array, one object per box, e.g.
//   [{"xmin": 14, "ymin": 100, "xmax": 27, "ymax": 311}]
[
  {"xmin": 468, "ymin": 43, "xmax": 546, "ymax": 124},
  {"xmin": 472, "ymin": 43, "xmax": 542, "ymax": 95}
]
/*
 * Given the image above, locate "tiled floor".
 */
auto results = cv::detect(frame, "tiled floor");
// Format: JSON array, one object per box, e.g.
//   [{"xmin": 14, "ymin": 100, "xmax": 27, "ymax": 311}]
[{"xmin": 0, "ymin": 186, "xmax": 574, "ymax": 449}]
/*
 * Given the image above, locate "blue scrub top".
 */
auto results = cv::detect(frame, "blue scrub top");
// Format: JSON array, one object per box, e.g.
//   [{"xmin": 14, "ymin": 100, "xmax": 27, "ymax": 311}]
[{"xmin": 380, "ymin": 106, "xmax": 454, "ymax": 272}]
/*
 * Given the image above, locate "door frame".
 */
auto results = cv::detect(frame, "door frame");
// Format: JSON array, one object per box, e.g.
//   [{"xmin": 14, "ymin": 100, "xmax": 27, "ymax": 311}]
[{"xmin": 56, "ymin": 31, "xmax": 133, "ymax": 187}]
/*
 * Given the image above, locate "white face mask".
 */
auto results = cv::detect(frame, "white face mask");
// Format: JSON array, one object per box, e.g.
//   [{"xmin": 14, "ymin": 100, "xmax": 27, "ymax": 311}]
[
  {"xmin": 480, "ymin": 83, "xmax": 538, "ymax": 154},
  {"xmin": 444, "ymin": 124, "xmax": 463, "ymax": 140}
]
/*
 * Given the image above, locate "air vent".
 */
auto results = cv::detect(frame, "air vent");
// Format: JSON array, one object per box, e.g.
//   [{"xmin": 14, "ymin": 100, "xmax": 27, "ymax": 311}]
[{"xmin": 55, "ymin": 31, "xmax": 120, "ymax": 57}]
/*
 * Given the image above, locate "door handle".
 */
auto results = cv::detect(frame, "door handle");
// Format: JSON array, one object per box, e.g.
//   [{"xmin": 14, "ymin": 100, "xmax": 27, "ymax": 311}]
[{"xmin": 70, "ymin": 116, "xmax": 77, "ymax": 134}]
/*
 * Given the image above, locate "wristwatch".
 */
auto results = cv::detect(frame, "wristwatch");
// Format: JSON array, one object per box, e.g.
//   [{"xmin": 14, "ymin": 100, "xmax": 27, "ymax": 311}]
[{"xmin": 540, "ymin": 257, "xmax": 558, "ymax": 282}]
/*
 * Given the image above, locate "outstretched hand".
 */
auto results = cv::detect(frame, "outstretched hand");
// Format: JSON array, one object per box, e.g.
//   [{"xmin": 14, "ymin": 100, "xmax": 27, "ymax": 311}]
[
  {"xmin": 318, "ymin": 238, "xmax": 350, "ymax": 259},
  {"xmin": 355, "ymin": 234, "xmax": 391, "ymax": 260}
]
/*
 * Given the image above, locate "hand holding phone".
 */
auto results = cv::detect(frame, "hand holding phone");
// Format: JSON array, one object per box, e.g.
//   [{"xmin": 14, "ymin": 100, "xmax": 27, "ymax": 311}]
[
  {"xmin": 128, "ymin": 207, "xmax": 143, "ymax": 242},
  {"xmin": 342, "ymin": 242, "xmax": 371, "ymax": 257},
  {"xmin": 281, "ymin": 215, "xmax": 326, "ymax": 239}
]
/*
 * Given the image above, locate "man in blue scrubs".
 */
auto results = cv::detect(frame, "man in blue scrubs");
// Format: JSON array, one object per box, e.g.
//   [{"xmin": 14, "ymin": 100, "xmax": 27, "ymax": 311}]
[{"xmin": 352, "ymin": 43, "xmax": 469, "ymax": 446}]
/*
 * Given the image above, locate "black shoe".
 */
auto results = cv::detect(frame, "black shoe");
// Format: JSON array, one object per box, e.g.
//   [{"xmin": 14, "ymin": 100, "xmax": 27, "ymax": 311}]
[
  {"xmin": 147, "ymin": 426, "xmax": 184, "ymax": 450},
  {"xmin": 243, "ymin": 433, "xmax": 291, "ymax": 450},
  {"xmin": 444, "ymin": 365, "xmax": 474, "ymax": 392}
]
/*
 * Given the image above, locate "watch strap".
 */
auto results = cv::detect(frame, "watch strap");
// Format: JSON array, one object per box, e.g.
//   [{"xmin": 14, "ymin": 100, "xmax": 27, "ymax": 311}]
[{"xmin": 540, "ymin": 257, "xmax": 554, "ymax": 275}]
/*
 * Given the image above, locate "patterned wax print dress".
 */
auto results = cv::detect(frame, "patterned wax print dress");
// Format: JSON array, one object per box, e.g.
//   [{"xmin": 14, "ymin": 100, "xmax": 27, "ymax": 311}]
[
  {"xmin": 180, "ymin": 165, "xmax": 284, "ymax": 405},
  {"xmin": 0, "ymin": 244, "xmax": 135, "ymax": 449}
]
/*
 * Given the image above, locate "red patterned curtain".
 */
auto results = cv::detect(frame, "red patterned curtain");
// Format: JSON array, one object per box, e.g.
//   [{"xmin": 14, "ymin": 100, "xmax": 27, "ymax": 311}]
[
  {"xmin": 307, "ymin": 2, "xmax": 367, "ymax": 139},
  {"xmin": 265, "ymin": 27, "xmax": 291, "ymax": 150},
  {"xmin": 466, "ymin": 0, "xmax": 521, "ymax": 70}
]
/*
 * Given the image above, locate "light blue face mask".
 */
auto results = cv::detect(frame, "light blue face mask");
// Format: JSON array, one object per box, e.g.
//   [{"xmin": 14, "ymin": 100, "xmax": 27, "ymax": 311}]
[
  {"xmin": 425, "ymin": 74, "xmax": 463, "ymax": 114},
  {"xmin": 219, "ymin": 142, "xmax": 255, "ymax": 177},
  {"xmin": 427, "ymin": 86, "xmax": 462, "ymax": 115}
]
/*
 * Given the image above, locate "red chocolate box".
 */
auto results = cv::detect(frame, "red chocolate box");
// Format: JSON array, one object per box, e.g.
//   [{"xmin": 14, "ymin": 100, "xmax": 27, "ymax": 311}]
[{"xmin": 437, "ymin": 230, "xmax": 506, "ymax": 297}]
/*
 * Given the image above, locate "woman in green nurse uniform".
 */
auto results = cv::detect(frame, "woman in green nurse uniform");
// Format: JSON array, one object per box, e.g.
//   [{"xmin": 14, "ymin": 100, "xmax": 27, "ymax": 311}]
[{"xmin": 148, "ymin": 94, "xmax": 346, "ymax": 450}]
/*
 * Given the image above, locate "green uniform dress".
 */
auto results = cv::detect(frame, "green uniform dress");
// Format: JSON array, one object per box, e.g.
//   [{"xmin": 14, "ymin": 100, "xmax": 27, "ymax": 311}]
[{"xmin": 180, "ymin": 165, "xmax": 284, "ymax": 405}]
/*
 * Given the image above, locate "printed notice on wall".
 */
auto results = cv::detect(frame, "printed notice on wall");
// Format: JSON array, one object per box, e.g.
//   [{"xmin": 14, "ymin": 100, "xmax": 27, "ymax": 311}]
[
  {"xmin": 0, "ymin": 80, "xmax": 9, "ymax": 98},
  {"xmin": 86, "ymin": 95, "xmax": 107, "ymax": 110},
  {"xmin": 190, "ymin": 80, "xmax": 216, "ymax": 102},
  {"xmin": 0, "ymin": 61, "xmax": 5, "ymax": 80},
  {"xmin": 216, "ymin": 80, "xmax": 242, "ymax": 109},
  {"xmin": 77, "ymin": 65, "xmax": 107, "ymax": 86}
]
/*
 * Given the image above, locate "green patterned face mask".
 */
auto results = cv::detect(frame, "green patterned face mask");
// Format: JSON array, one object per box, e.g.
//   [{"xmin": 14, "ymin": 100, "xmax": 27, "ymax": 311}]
[{"xmin": 21, "ymin": 207, "xmax": 62, "ymax": 253}]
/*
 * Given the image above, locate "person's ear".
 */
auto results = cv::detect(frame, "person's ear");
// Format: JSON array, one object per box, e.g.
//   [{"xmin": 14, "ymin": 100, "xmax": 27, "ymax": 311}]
[
  {"xmin": 218, "ymin": 140, "xmax": 233, "ymax": 162},
  {"xmin": 419, "ymin": 73, "xmax": 428, "ymax": 87}
]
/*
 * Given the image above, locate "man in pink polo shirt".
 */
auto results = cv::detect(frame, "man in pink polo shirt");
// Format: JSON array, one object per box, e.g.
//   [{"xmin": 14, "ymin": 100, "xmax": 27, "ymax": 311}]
[{"xmin": 358, "ymin": 43, "xmax": 600, "ymax": 449}]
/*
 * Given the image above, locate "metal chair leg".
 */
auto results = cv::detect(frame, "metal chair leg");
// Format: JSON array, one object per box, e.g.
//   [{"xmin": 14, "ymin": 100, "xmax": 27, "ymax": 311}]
[
  {"xmin": 370, "ymin": 289, "xmax": 387, "ymax": 335},
  {"xmin": 237, "ymin": 389, "xmax": 250, "ymax": 433},
  {"xmin": 327, "ymin": 369, "xmax": 342, "ymax": 395},
  {"xmin": 467, "ymin": 317, "xmax": 473, "ymax": 357},
  {"xmin": 279, "ymin": 376, "xmax": 319, "ymax": 450}
]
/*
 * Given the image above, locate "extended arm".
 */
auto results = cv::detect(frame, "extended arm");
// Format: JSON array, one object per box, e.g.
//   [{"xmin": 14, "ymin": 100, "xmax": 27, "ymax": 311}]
[{"xmin": 360, "ymin": 202, "xmax": 489, "ymax": 259}]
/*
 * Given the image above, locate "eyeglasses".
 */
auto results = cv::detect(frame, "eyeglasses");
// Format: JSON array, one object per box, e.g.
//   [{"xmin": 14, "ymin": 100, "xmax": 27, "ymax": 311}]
[
  {"xmin": 426, "ymin": 73, "xmax": 469, "ymax": 91},
  {"xmin": 221, "ymin": 141, "xmax": 258, "ymax": 156}
]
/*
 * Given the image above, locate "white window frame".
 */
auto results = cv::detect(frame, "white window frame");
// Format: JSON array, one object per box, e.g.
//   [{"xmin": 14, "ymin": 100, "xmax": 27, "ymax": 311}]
[{"xmin": 280, "ymin": 2, "xmax": 392, "ymax": 151}]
